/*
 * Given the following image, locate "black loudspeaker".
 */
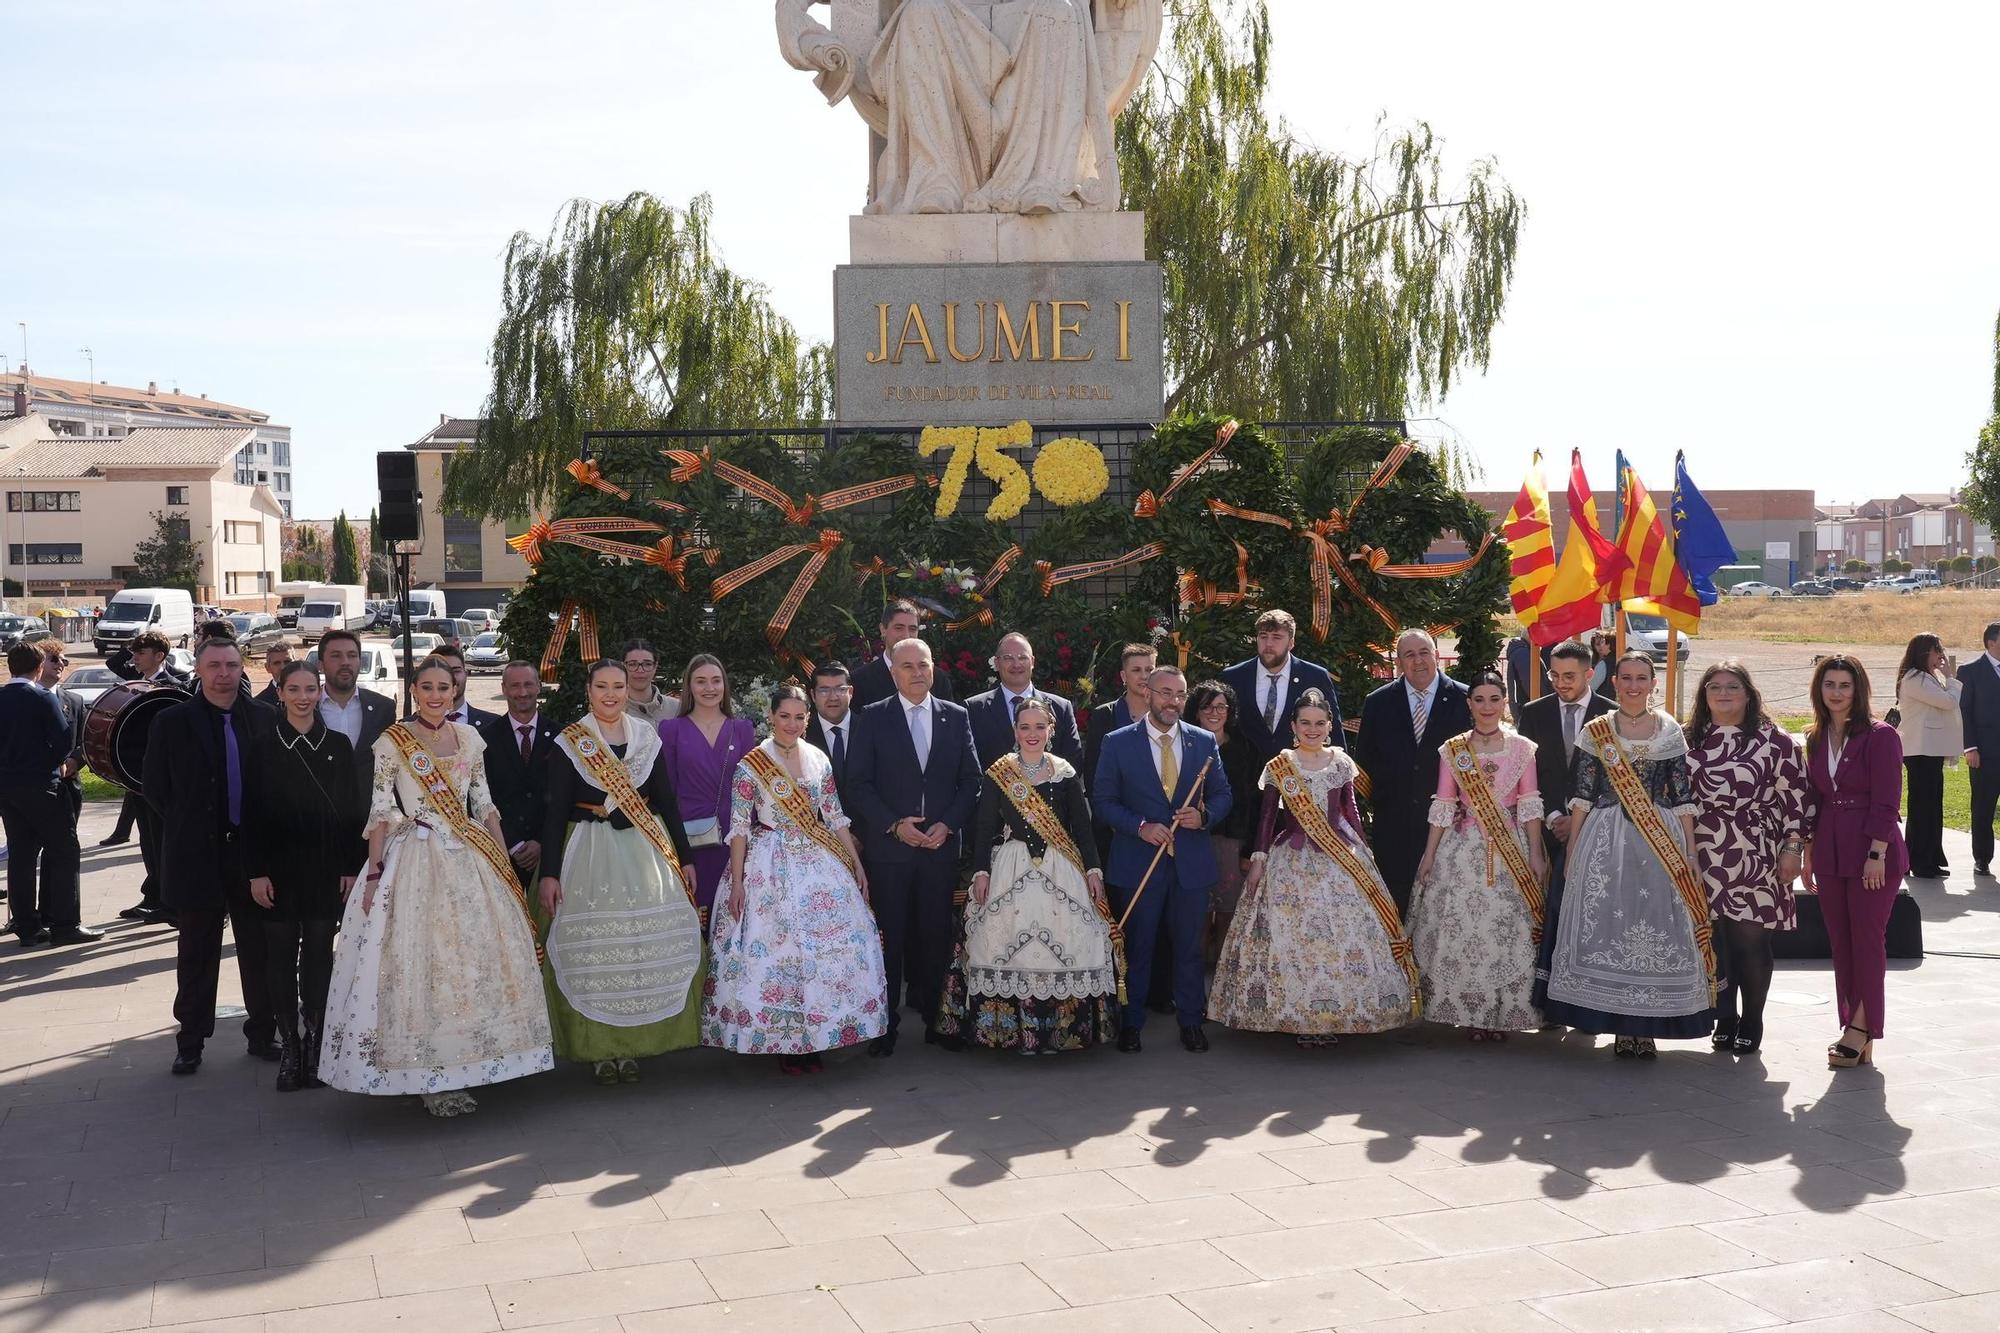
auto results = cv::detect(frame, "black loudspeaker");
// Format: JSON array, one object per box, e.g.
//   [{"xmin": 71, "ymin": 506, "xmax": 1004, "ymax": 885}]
[
  {"xmin": 376, "ymin": 452, "xmax": 422, "ymax": 543},
  {"xmin": 1774, "ymin": 889, "xmax": 1924, "ymax": 961}
]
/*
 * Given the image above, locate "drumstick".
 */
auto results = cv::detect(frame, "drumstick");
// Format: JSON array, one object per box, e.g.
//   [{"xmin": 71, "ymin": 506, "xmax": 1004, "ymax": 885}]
[{"xmin": 1115, "ymin": 755, "xmax": 1213, "ymax": 932}]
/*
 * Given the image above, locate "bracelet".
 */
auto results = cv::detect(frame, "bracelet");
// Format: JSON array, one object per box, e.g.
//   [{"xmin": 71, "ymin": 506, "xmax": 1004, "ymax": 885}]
[
  {"xmin": 365, "ymin": 871, "xmax": 383, "ymax": 882},
  {"xmin": 1249, "ymin": 850, "xmax": 1269, "ymax": 863}
]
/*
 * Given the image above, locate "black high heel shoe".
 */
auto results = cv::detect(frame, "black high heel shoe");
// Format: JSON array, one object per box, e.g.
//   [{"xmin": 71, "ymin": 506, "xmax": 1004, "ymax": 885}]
[
  {"xmin": 1711, "ymin": 1016, "xmax": 1738, "ymax": 1051},
  {"xmin": 1732, "ymin": 1019, "xmax": 1762, "ymax": 1055}
]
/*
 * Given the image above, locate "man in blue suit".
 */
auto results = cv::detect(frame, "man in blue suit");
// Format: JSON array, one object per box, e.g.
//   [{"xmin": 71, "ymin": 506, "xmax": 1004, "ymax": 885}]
[
  {"xmin": 964, "ymin": 632, "xmax": 1083, "ymax": 771},
  {"xmin": 1220, "ymin": 609, "xmax": 1343, "ymax": 765},
  {"xmin": 1094, "ymin": 665, "xmax": 1233, "ymax": 1053},
  {"xmin": 845, "ymin": 638, "xmax": 983, "ymax": 1055}
]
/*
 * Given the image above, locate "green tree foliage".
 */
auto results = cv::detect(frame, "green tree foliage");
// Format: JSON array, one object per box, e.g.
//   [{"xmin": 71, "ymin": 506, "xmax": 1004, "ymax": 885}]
[
  {"xmin": 131, "ymin": 510, "xmax": 202, "ymax": 593},
  {"xmin": 330, "ymin": 512, "xmax": 362, "ymax": 585},
  {"xmin": 1962, "ymin": 309, "xmax": 2000, "ymax": 532},
  {"xmin": 445, "ymin": 193, "xmax": 831, "ymax": 518},
  {"xmin": 1118, "ymin": 1, "xmax": 1525, "ymax": 419}
]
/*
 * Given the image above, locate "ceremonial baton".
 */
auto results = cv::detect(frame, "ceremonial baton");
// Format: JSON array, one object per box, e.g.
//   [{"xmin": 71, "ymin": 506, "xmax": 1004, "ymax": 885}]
[{"xmin": 1115, "ymin": 755, "xmax": 1214, "ymax": 933}]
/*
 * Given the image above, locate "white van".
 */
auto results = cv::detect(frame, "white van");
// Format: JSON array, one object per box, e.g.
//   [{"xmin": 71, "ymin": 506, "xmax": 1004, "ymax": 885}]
[
  {"xmin": 94, "ymin": 588, "xmax": 195, "ymax": 654},
  {"xmin": 296, "ymin": 584, "xmax": 369, "ymax": 640},
  {"xmin": 403, "ymin": 588, "xmax": 448, "ymax": 619}
]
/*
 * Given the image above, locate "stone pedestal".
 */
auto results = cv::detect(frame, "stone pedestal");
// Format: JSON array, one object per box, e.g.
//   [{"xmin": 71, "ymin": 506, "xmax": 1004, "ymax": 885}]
[{"xmin": 848, "ymin": 211, "xmax": 1147, "ymax": 265}]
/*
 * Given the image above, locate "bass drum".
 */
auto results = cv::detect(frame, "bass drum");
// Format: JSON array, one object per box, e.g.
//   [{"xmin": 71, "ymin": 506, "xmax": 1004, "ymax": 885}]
[{"xmin": 83, "ymin": 680, "xmax": 185, "ymax": 794}]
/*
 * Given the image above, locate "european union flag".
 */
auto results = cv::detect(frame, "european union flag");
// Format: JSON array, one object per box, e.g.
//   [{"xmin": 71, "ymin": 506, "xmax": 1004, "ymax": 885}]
[{"xmin": 1672, "ymin": 451, "xmax": 1735, "ymax": 606}]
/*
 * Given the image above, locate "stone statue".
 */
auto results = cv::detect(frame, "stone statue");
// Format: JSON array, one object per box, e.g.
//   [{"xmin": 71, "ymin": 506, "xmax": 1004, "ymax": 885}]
[{"xmin": 776, "ymin": 0, "xmax": 1162, "ymax": 217}]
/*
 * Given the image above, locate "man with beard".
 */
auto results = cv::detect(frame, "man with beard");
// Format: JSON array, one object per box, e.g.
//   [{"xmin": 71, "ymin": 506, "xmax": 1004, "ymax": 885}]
[
  {"xmin": 1220, "ymin": 609, "xmax": 1342, "ymax": 765},
  {"xmin": 314, "ymin": 630, "xmax": 394, "ymax": 805}
]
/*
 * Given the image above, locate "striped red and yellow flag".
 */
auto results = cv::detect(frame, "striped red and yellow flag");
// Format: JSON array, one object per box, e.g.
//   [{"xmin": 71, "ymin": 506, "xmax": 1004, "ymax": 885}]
[
  {"xmin": 1503, "ymin": 452, "xmax": 1555, "ymax": 631},
  {"xmin": 1610, "ymin": 462, "xmax": 1702, "ymax": 633},
  {"xmin": 1533, "ymin": 450, "xmax": 1629, "ymax": 646}
]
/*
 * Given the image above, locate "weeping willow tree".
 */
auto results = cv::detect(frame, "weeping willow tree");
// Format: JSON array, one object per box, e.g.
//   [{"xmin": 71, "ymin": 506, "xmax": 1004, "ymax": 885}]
[
  {"xmin": 443, "ymin": 193, "xmax": 831, "ymax": 517},
  {"xmin": 1122, "ymin": 1, "xmax": 1525, "ymax": 420},
  {"xmin": 1961, "ymin": 309, "xmax": 2000, "ymax": 535}
]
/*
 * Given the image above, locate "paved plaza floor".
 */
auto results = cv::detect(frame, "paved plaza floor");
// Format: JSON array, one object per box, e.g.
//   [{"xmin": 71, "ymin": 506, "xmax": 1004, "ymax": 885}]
[{"xmin": 7, "ymin": 803, "xmax": 2000, "ymax": 1332}]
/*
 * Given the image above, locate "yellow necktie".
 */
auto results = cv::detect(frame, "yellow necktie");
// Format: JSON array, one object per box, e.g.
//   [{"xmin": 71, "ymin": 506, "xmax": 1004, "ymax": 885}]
[{"xmin": 1157, "ymin": 730, "xmax": 1179, "ymax": 799}]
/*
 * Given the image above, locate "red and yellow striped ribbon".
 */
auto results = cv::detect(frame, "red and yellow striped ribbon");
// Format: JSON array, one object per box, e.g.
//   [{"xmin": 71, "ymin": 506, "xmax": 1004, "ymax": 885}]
[
  {"xmin": 539, "ymin": 600, "xmax": 601, "ymax": 683},
  {"xmin": 1035, "ymin": 541, "xmax": 1169, "ymax": 596},
  {"xmin": 711, "ymin": 529, "xmax": 846, "ymax": 653},
  {"xmin": 506, "ymin": 516, "xmax": 666, "ymax": 567},
  {"xmin": 644, "ymin": 535, "xmax": 720, "ymax": 591},
  {"xmin": 566, "ymin": 458, "xmax": 630, "ymax": 501},
  {"xmin": 943, "ymin": 545, "xmax": 1024, "ymax": 631},
  {"xmin": 1133, "ymin": 419, "xmax": 1239, "ymax": 517},
  {"xmin": 1178, "ymin": 541, "xmax": 1259, "ymax": 612}
]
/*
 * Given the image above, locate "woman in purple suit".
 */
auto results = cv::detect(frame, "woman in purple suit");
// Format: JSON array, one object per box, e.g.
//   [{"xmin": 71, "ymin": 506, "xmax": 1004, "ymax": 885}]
[
  {"xmin": 1800, "ymin": 655, "xmax": 1907, "ymax": 1070},
  {"xmin": 659, "ymin": 655, "xmax": 757, "ymax": 917}
]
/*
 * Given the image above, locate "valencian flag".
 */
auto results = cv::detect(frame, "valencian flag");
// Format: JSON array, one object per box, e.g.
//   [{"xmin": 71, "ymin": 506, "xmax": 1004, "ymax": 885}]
[
  {"xmin": 1671, "ymin": 451, "xmax": 1736, "ymax": 607},
  {"xmin": 1531, "ymin": 449, "xmax": 1628, "ymax": 645},
  {"xmin": 1610, "ymin": 452, "xmax": 1702, "ymax": 633},
  {"xmin": 1503, "ymin": 451, "xmax": 1555, "ymax": 633}
]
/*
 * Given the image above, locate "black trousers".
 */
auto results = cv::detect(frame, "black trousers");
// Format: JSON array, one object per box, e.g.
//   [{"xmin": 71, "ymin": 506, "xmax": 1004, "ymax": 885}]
[
  {"xmin": 137, "ymin": 803, "xmax": 164, "ymax": 910},
  {"xmin": 173, "ymin": 840, "xmax": 275, "ymax": 1053},
  {"xmin": 263, "ymin": 919, "xmax": 337, "ymax": 1043},
  {"xmin": 1904, "ymin": 756, "xmax": 1948, "ymax": 875},
  {"xmin": 868, "ymin": 847, "xmax": 959, "ymax": 1035},
  {"xmin": 111, "ymin": 791, "xmax": 139, "ymax": 840},
  {"xmin": 0, "ymin": 784, "xmax": 81, "ymax": 934},
  {"xmin": 1972, "ymin": 762, "xmax": 2000, "ymax": 871},
  {"xmin": 1375, "ymin": 798, "xmax": 1429, "ymax": 917}
]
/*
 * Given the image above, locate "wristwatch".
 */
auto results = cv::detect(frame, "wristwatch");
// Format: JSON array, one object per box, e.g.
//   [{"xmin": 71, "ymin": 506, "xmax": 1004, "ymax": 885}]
[{"xmin": 1867, "ymin": 850, "xmax": 1883, "ymax": 861}]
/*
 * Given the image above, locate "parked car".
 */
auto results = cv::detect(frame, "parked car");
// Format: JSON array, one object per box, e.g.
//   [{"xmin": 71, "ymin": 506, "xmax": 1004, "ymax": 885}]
[
  {"xmin": 1790, "ymin": 580, "xmax": 1834, "ymax": 597},
  {"xmin": 60, "ymin": 666, "xmax": 125, "ymax": 707},
  {"xmin": 1622, "ymin": 612, "xmax": 1693, "ymax": 663},
  {"xmin": 1887, "ymin": 577, "xmax": 1925, "ymax": 594},
  {"xmin": 460, "ymin": 607, "xmax": 500, "ymax": 634},
  {"xmin": 225, "ymin": 612, "xmax": 287, "ymax": 651},
  {"xmin": 305, "ymin": 642, "xmax": 400, "ymax": 684},
  {"xmin": 167, "ymin": 648, "xmax": 197, "ymax": 675},
  {"xmin": 465, "ymin": 631, "xmax": 509, "ymax": 672},
  {"xmin": 0, "ymin": 614, "xmax": 50, "ymax": 650},
  {"xmin": 415, "ymin": 616, "xmax": 476, "ymax": 645},
  {"xmin": 1728, "ymin": 581, "xmax": 1788, "ymax": 597},
  {"xmin": 1825, "ymin": 576, "xmax": 1867, "ymax": 591},
  {"xmin": 388, "ymin": 633, "xmax": 443, "ymax": 658}
]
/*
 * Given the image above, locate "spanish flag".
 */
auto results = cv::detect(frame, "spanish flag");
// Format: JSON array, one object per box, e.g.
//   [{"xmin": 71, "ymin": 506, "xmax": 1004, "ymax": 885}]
[
  {"xmin": 1610, "ymin": 455, "xmax": 1703, "ymax": 633},
  {"xmin": 1531, "ymin": 449, "xmax": 1628, "ymax": 646},
  {"xmin": 1503, "ymin": 452, "xmax": 1555, "ymax": 632}
]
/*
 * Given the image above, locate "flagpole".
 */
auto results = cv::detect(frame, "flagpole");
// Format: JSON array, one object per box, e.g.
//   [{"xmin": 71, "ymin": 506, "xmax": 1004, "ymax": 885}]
[{"xmin": 1665, "ymin": 626, "xmax": 1681, "ymax": 720}]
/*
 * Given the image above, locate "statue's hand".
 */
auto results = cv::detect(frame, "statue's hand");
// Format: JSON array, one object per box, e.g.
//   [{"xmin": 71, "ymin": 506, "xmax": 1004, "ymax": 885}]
[{"xmin": 800, "ymin": 30, "xmax": 849, "ymax": 73}]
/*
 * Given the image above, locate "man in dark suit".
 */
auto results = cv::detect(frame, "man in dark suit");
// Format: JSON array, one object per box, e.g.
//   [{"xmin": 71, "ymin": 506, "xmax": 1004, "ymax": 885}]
[
  {"xmin": 1505, "ymin": 632, "xmax": 1554, "ymax": 724},
  {"xmin": 1, "ymin": 643, "xmax": 92, "ymax": 946},
  {"xmin": 844, "ymin": 638, "xmax": 981, "ymax": 1055},
  {"xmin": 1093, "ymin": 665, "xmax": 1233, "ymax": 1053},
  {"xmin": 1084, "ymin": 644, "xmax": 1155, "ymax": 798},
  {"xmin": 37, "ymin": 640, "xmax": 86, "ymax": 827},
  {"xmin": 252, "ymin": 641, "xmax": 293, "ymax": 707},
  {"xmin": 1221, "ymin": 609, "xmax": 1343, "ymax": 765},
  {"xmin": 143, "ymin": 638, "xmax": 279, "ymax": 1074},
  {"xmin": 849, "ymin": 599, "xmax": 955, "ymax": 709},
  {"xmin": 314, "ymin": 630, "xmax": 394, "ymax": 807},
  {"xmin": 1355, "ymin": 629, "xmax": 1473, "ymax": 915},
  {"xmin": 116, "ymin": 630, "xmax": 192, "ymax": 921},
  {"xmin": 423, "ymin": 643, "xmax": 498, "ymax": 728},
  {"xmin": 804, "ymin": 661, "xmax": 856, "ymax": 797},
  {"xmin": 479, "ymin": 661, "xmax": 559, "ymax": 885},
  {"xmin": 1516, "ymin": 638, "xmax": 1612, "ymax": 1005},
  {"xmin": 964, "ymin": 632, "xmax": 1083, "ymax": 771},
  {"xmin": 1959, "ymin": 619, "xmax": 2000, "ymax": 876}
]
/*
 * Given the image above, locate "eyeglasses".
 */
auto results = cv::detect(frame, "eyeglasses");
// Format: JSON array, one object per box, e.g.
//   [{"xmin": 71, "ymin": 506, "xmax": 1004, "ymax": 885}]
[{"xmin": 996, "ymin": 654, "xmax": 1033, "ymax": 664}]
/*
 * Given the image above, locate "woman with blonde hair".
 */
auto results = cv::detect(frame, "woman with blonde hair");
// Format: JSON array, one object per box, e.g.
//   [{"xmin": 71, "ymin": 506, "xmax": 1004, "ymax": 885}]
[{"xmin": 659, "ymin": 653, "xmax": 756, "ymax": 917}]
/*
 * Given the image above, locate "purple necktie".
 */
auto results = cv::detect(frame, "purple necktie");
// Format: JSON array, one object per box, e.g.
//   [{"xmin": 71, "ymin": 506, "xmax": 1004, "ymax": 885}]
[{"xmin": 222, "ymin": 711, "xmax": 243, "ymax": 826}]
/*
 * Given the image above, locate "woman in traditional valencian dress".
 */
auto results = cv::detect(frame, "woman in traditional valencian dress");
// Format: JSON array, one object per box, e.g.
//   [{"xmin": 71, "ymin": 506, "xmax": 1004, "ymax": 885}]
[
  {"xmin": 1210, "ymin": 690, "xmax": 1418, "ymax": 1048},
  {"xmin": 1685, "ymin": 660, "xmax": 1806, "ymax": 1056},
  {"xmin": 320, "ymin": 658, "xmax": 553, "ymax": 1116},
  {"xmin": 937, "ymin": 697, "xmax": 1118, "ymax": 1053},
  {"xmin": 539, "ymin": 660, "xmax": 705, "ymax": 1087},
  {"xmin": 703, "ymin": 685, "xmax": 887, "ymax": 1073},
  {"xmin": 1410, "ymin": 671, "xmax": 1549, "ymax": 1042},
  {"xmin": 1542, "ymin": 652, "xmax": 1715, "ymax": 1059}
]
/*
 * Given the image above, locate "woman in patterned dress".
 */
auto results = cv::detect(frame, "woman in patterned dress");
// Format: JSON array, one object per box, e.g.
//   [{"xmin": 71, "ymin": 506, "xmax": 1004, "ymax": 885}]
[
  {"xmin": 702, "ymin": 685, "xmax": 887, "ymax": 1073},
  {"xmin": 938, "ymin": 697, "xmax": 1116, "ymax": 1053},
  {"xmin": 538, "ymin": 660, "xmax": 705, "ymax": 1086},
  {"xmin": 1685, "ymin": 661, "xmax": 1806, "ymax": 1055},
  {"xmin": 1542, "ymin": 652, "xmax": 1712, "ymax": 1059},
  {"xmin": 1210, "ymin": 690, "xmax": 1414, "ymax": 1047},
  {"xmin": 319, "ymin": 658, "xmax": 554, "ymax": 1116},
  {"xmin": 1410, "ymin": 672, "xmax": 1548, "ymax": 1041}
]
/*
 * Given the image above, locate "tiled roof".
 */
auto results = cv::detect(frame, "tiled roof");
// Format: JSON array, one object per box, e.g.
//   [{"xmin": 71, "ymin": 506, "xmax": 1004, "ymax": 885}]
[
  {"xmin": 0, "ymin": 426, "xmax": 256, "ymax": 478},
  {"xmin": 407, "ymin": 416, "xmax": 485, "ymax": 449},
  {"xmin": 1, "ymin": 372, "xmax": 267, "ymax": 423}
]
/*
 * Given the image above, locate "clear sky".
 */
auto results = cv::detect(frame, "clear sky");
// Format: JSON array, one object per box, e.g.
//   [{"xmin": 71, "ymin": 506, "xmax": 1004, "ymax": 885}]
[{"xmin": 5, "ymin": 2, "xmax": 1997, "ymax": 518}]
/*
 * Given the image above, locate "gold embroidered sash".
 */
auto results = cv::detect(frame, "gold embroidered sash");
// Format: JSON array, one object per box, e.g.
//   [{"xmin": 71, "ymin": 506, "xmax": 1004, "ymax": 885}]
[
  {"xmin": 1582, "ymin": 714, "xmax": 1717, "ymax": 1000},
  {"xmin": 742, "ymin": 746, "xmax": 863, "ymax": 886},
  {"xmin": 986, "ymin": 756, "xmax": 1087, "ymax": 876},
  {"xmin": 385, "ymin": 723, "xmax": 543, "ymax": 963},
  {"xmin": 560, "ymin": 723, "xmax": 697, "ymax": 909},
  {"xmin": 1443, "ymin": 735, "xmax": 1546, "ymax": 941},
  {"xmin": 1266, "ymin": 753, "xmax": 1421, "ymax": 1016}
]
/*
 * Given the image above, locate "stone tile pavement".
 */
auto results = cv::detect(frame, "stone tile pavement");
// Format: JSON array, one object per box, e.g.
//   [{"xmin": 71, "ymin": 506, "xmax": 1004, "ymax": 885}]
[{"xmin": 7, "ymin": 803, "xmax": 2000, "ymax": 1331}]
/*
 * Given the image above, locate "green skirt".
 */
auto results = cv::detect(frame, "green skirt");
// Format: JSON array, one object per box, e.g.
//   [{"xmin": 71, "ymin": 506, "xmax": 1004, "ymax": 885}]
[{"xmin": 536, "ymin": 820, "xmax": 706, "ymax": 1062}]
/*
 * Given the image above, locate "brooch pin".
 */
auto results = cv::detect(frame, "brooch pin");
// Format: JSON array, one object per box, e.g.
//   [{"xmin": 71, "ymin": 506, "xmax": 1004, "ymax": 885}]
[
  {"xmin": 1007, "ymin": 780, "xmax": 1030, "ymax": 802},
  {"xmin": 409, "ymin": 751, "xmax": 434, "ymax": 776},
  {"xmin": 1602, "ymin": 748, "xmax": 1622, "ymax": 766},
  {"xmin": 770, "ymin": 776, "xmax": 793, "ymax": 799},
  {"xmin": 575, "ymin": 735, "xmax": 600, "ymax": 757},
  {"xmin": 1453, "ymin": 750, "xmax": 1476, "ymax": 772},
  {"xmin": 1280, "ymin": 774, "xmax": 1303, "ymax": 797}
]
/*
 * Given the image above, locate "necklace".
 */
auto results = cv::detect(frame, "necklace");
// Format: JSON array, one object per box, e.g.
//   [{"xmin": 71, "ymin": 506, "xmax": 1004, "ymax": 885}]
[
  {"xmin": 1472, "ymin": 725, "xmax": 1502, "ymax": 737},
  {"xmin": 1018, "ymin": 752, "xmax": 1051, "ymax": 777},
  {"xmin": 413, "ymin": 715, "xmax": 448, "ymax": 732},
  {"xmin": 774, "ymin": 737, "xmax": 799, "ymax": 752}
]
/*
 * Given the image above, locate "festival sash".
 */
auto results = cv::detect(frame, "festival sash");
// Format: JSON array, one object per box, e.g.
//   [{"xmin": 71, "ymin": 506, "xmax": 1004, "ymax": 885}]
[
  {"xmin": 559, "ymin": 723, "xmax": 698, "ymax": 910},
  {"xmin": 1442, "ymin": 735, "xmax": 1546, "ymax": 942},
  {"xmin": 1266, "ymin": 753, "xmax": 1421, "ymax": 1016},
  {"xmin": 742, "ymin": 746, "xmax": 864, "ymax": 886},
  {"xmin": 384, "ymin": 723, "xmax": 544, "ymax": 963},
  {"xmin": 1581, "ymin": 714, "xmax": 1717, "ymax": 1001},
  {"xmin": 986, "ymin": 756, "xmax": 1088, "ymax": 876}
]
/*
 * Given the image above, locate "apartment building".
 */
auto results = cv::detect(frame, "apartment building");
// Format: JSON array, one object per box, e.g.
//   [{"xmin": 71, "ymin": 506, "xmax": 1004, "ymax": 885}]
[{"xmin": 403, "ymin": 415, "xmax": 533, "ymax": 611}]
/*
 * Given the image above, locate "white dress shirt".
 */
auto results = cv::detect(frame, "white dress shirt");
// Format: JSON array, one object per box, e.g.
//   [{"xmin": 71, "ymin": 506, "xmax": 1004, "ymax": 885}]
[
  {"xmin": 1257, "ymin": 656, "xmax": 1293, "ymax": 726},
  {"xmin": 319, "ymin": 691, "xmax": 365, "ymax": 747},
  {"xmin": 1405, "ymin": 673, "xmax": 1441, "ymax": 728},
  {"xmin": 817, "ymin": 712, "xmax": 849, "ymax": 755},
  {"xmin": 1144, "ymin": 717, "xmax": 1182, "ymax": 786}
]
